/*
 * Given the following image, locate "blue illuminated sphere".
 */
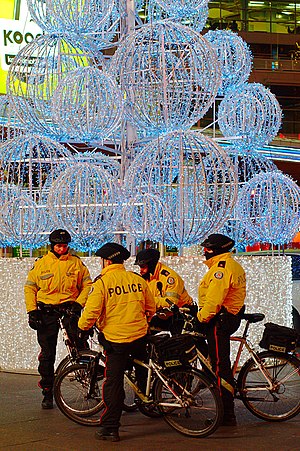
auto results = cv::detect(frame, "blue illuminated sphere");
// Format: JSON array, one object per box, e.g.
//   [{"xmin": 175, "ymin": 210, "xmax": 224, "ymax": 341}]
[
  {"xmin": 52, "ymin": 66, "xmax": 123, "ymax": 142},
  {"xmin": 144, "ymin": 0, "xmax": 209, "ymax": 33},
  {"xmin": 205, "ymin": 30, "xmax": 252, "ymax": 95},
  {"xmin": 218, "ymin": 83, "xmax": 282, "ymax": 151},
  {"xmin": 27, "ymin": 0, "xmax": 113, "ymax": 34},
  {"xmin": 122, "ymin": 192, "xmax": 168, "ymax": 244},
  {"xmin": 7, "ymin": 33, "xmax": 100, "ymax": 140},
  {"xmin": 124, "ymin": 130, "xmax": 237, "ymax": 249},
  {"xmin": 0, "ymin": 133, "xmax": 74, "ymax": 205},
  {"xmin": 47, "ymin": 162, "xmax": 122, "ymax": 252},
  {"xmin": 237, "ymin": 171, "xmax": 300, "ymax": 245},
  {"xmin": 0, "ymin": 194, "xmax": 48, "ymax": 249},
  {"xmin": 111, "ymin": 20, "xmax": 221, "ymax": 137},
  {"xmin": 154, "ymin": 0, "xmax": 208, "ymax": 17}
]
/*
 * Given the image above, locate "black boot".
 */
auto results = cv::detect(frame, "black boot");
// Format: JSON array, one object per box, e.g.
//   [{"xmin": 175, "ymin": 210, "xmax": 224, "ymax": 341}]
[{"xmin": 41, "ymin": 389, "xmax": 53, "ymax": 410}]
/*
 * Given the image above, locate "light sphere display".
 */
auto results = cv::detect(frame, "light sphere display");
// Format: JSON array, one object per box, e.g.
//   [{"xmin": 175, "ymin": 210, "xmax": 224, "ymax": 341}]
[
  {"xmin": 74, "ymin": 152, "xmax": 121, "ymax": 179},
  {"xmin": 145, "ymin": 0, "xmax": 209, "ymax": 33},
  {"xmin": 51, "ymin": 66, "xmax": 123, "ymax": 142},
  {"xmin": 124, "ymin": 130, "xmax": 238, "ymax": 249},
  {"xmin": 205, "ymin": 30, "xmax": 252, "ymax": 95},
  {"xmin": 122, "ymin": 192, "xmax": 168, "ymax": 243},
  {"xmin": 0, "ymin": 134, "xmax": 74, "ymax": 205},
  {"xmin": 27, "ymin": 0, "xmax": 113, "ymax": 34},
  {"xmin": 218, "ymin": 82, "xmax": 282, "ymax": 151},
  {"xmin": 0, "ymin": 194, "xmax": 47, "ymax": 249},
  {"xmin": 154, "ymin": 0, "xmax": 208, "ymax": 16},
  {"xmin": 7, "ymin": 33, "xmax": 99, "ymax": 139},
  {"xmin": 111, "ymin": 20, "xmax": 221, "ymax": 137},
  {"xmin": 237, "ymin": 171, "xmax": 300, "ymax": 245},
  {"xmin": 220, "ymin": 151, "xmax": 278, "ymax": 250},
  {"xmin": 47, "ymin": 162, "xmax": 122, "ymax": 252}
]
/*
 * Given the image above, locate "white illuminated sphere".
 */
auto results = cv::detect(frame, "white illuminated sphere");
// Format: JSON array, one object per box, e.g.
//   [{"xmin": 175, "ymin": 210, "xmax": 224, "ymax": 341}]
[
  {"xmin": 111, "ymin": 20, "xmax": 221, "ymax": 137},
  {"xmin": 27, "ymin": 0, "xmax": 113, "ymax": 34},
  {"xmin": 52, "ymin": 66, "xmax": 123, "ymax": 142},
  {"xmin": 125, "ymin": 130, "xmax": 237, "ymax": 248},
  {"xmin": 47, "ymin": 162, "xmax": 122, "ymax": 252},
  {"xmin": 237, "ymin": 171, "xmax": 300, "ymax": 245},
  {"xmin": 7, "ymin": 33, "xmax": 99, "ymax": 139},
  {"xmin": 205, "ymin": 29, "xmax": 252, "ymax": 95},
  {"xmin": 218, "ymin": 83, "xmax": 282, "ymax": 151}
]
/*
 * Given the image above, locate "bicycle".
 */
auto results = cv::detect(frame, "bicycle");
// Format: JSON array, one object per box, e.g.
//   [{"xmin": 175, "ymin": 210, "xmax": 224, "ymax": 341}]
[
  {"xmin": 54, "ymin": 333, "xmax": 224, "ymax": 437},
  {"xmin": 53, "ymin": 309, "xmax": 136, "ymax": 413},
  {"xmin": 177, "ymin": 307, "xmax": 300, "ymax": 422}
]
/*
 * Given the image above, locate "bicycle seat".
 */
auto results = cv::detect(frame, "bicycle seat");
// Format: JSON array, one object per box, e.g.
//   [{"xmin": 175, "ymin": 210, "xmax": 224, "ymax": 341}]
[{"xmin": 241, "ymin": 313, "xmax": 265, "ymax": 323}]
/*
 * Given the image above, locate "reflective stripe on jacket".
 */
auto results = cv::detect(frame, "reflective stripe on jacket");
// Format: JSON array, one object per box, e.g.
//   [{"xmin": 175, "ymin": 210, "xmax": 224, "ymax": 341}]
[
  {"xmin": 197, "ymin": 253, "xmax": 246, "ymax": 323},
  {"xmin": 78, "ymin": 264, "xmax": 156, "ymax": 343},
  {"xmin": 24, "ymin": 251, "xmax": 92, "ymax": 312},
  {"xmin": 149, "ymin": 262, "xmax": 193, "ymax": 309}
]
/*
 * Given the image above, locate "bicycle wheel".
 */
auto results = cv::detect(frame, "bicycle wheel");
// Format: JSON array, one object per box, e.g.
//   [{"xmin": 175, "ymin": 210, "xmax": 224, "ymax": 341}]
[
  {"xmin": 55, "ymin": 349, "xmax": 100, "ymax": 376},
  {"xmin": 237, "ymin": 351, "xmax": 300, "ymax": 421},
  {"xmin": 154, "ymin": 367, "xmax": 223, "ymax": 438},
  {"xmin": 54, "ymin": 362, "xmax": 104, "ymax": 426},
  {"xmin": 123, "ymin": 369, "xmax": 138, "ymax": 412}
]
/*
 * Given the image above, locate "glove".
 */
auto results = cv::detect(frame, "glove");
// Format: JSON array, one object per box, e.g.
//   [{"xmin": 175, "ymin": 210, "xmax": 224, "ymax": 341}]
[
  {"xmin": 28, "ymin": 310, "xmax": 42, "ymax": 330},
  {"xmin": 182, "ymin": 304, "xmax": 198, "ymax": 317},
  {"xmin": 71, "ymin": 302, "xmax": 82, "ymax": 317},
  {"xmin": 77, "ymin": 327, "xmax": 93, "ymax": 341},
  {"xmin": 193, "ymin": 318, "xmax": 208, "ymax": 336}
]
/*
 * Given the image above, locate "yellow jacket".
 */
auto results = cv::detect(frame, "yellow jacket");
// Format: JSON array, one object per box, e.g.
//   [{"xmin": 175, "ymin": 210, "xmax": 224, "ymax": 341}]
[
  {"xmin": 78, "ymin": 264, "xmax": 156, "ymax": 343},
  {"xmin": 197, "ymin": 253, "xmax": 246, "ymax": 323},
  {"xmin": 24, "ymin": 251, "xmax": 92, "ymax": 312},
  {"xmin": 148, "ymin": 262, "xmax": 193, "ymax": 309}
]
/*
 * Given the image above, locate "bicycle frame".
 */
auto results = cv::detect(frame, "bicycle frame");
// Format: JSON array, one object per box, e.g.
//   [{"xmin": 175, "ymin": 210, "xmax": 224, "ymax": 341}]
[{"xmin": 125, "ymin": 352, "xmax": 195, "ymax": 408}]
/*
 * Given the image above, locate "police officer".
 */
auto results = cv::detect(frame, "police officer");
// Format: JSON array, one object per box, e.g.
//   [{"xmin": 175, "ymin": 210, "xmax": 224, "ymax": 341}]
[
  {"xmin": 24, "ymin": 229, "xmax": 92, "ymax": 409},
  {"xmin": 134, "ymin": 248, "xmax": 195, "ymax": 332},
  {"xmin": 197, "ymin": 233, "xmax": 246, "ymax": 426},
  {"xmin": 78, "ymin": 242, "xmax": 155, "ymax": 442}
]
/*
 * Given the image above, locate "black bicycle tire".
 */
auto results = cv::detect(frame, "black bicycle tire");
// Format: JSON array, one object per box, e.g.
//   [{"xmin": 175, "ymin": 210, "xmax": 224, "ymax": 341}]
[
  {"xmin": 154, "ymin": 367, "xmax": 223, "ymax": 438},
  {"xmin": 237, "ymin": 350, "xmax": 300, "ymax": 421},
  {"xmin": 55, "ymin": 349, "xmax": 100, "ymax": 376},
  {"xmin": 54, "ymin": 362, "xmax": 104, "ymax": 426}
]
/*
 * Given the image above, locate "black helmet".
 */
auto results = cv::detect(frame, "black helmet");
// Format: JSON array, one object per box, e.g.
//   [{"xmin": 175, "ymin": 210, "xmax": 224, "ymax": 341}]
[
  {"xmin": 134, "ymin": 248, "xmax": 160, "ymax": 266},
  {"xmin": 201, "ymin": 234, "xmax": 235, "ymax": 251},
  {"xmin": 95, "ymin": 242, "xmax": 130, "ymax": 263},
  {"xmin": 49, "ymin": 229, "xmax": 71, "ymax": 244}
]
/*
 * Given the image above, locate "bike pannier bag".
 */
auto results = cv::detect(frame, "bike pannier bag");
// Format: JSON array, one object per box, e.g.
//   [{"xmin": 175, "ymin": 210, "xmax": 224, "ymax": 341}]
[
  {"xmin": 154, "ymin": 334, "xmax": 197, "ymax": 368},
  {"xmin": 259, "ymin": 322, "xmax": 299, "ymax": 353}
]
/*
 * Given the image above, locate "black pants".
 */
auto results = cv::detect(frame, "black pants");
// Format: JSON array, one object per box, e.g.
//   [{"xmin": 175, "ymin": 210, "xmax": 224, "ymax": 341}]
[
  {"xmin": 206, "ymin": 313, "xmax": 241, "ymax": 415},
  {"xmin": 100, "ymin": 335, "xmax": 148, "ymax": 432},
  {"xmin": 37, "ymin": 305, "xmax": 87, "ymax": 392}
]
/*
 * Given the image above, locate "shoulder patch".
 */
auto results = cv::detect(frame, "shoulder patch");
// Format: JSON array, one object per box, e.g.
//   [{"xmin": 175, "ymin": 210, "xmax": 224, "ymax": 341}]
[
  {"xmin": 161, "ymin": 269, "xmax": 170, "ymax": 277},
  {"xmin": 218, "ymin": 261, "xmax": 226, "ymax": 268},
  {"xmin": 167, "ymin": 276, "xmax": 175, "ymax": 285},
  {"xmin": 214, "ymin": 271, "xmax": 224, "ymax": 280}
]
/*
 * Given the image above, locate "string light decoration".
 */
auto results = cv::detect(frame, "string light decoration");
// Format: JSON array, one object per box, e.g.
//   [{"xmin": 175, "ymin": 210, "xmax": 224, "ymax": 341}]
[
  {"xmin": 218, "ymin": 82, "xmax": 282, "ymax": 151},
  {"xmin": 122, "ymin": 192, "xmax": 168, "ymax": 243},
  {"xmin": 205, "ymin": 30, "xmax": 252, "ymax": 95},
  {"xmin": 219, "ymin": 150, "xmax": 278, "ymax": 250},
  {"xmin": 111, "ymin": 20, "xmax": 221, "ymax": 137},
  {"xmin": 0, "ymin": 133, "xmax": 73, "ymax": 201},
  {"xmin": 88, "ymin": 5, "xmax": 120, "ymax": 51},
  {"xmin": 51, "ymin": 66, "xmax": 123, "ymax": 142},
  {"xmin": 47, "ymin": 162, "xmax": 122, "ymax": 252},
  {"xmin": 0, "ymin": 194, "xmax": 47, "ymax": 249},
  {"xmin": 27, "ymin": 0, "xmax": 113, "ymax": 34},
  {"xmin": 0, "ymin": 255, "xmax": 292, "ymax": 370},
  {"xmin": 7, "ymin": 33, "xmax": 100, "ymax": 140},
  {"xmin": 237, "ymin": 171, "xmax": 300, "ymax": 245},
  {"xmin": 124, "ymin": 130, "xmax": 237, "ymax": 249},
  {"xmin": 74, "ymin": 151, "xmax": 121, "ymax": 179},
  {"xmin": 142, "ymin": 0, "xmax": 209, "ymax": 33},
  {"xmin": 154, "ymin": 0, "xmax": 208, "ymax": 16}
]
